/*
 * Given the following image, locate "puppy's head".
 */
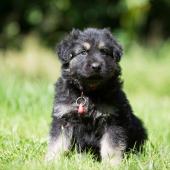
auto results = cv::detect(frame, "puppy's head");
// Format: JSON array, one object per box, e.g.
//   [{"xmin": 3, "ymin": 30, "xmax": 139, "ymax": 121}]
[{"xmin": 57, "ymin": 28, "xmax": 123, "ymax": 90}]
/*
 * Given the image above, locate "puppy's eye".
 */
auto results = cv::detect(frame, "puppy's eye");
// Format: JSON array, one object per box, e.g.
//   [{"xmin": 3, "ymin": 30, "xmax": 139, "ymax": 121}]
[
  {"xmin": 100, "ymin": 48, "xmax": 110, "ymax": 55},
  {"xmin": 63, "ymin": 62, "xmax": 69, "ymax": 68},
  {"xmin": 69, "ymin": 53, "xmax": 74, "ymax": 59},
  {"xmin": 80, "ymin": 50, "xmax": 88, "ymax": 56}
]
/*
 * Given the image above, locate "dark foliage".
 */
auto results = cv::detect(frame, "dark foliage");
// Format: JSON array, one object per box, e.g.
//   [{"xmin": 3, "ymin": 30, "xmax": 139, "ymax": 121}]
[{"xmin": 0, "ymin": 0, "xmax": 169, "ymax": 49}]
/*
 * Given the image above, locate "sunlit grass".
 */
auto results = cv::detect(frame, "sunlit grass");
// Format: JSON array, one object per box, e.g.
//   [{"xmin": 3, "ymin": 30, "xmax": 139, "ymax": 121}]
[{"xmin": 0, "ymin": 37, "xmax": 170, "ymax": 170}]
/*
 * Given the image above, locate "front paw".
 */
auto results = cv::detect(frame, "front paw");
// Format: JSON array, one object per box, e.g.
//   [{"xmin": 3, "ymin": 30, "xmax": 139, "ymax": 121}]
[
  {"xmin": 102, "ymin": 156, "xmax": 122, "ymax": 167},
  {"xmin": 45, "ymin": 151, "xmax": 57, "ymax": 162}
]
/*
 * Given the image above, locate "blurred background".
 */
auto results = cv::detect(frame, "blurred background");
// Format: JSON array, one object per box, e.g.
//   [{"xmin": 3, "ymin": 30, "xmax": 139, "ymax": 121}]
[
  {"xmin": 0, "ymin": 0, "xmax": 170, "ymax": 94},
  {"xmin": 0, "ymin": 0, "xmax": 170, "ymax": 48},
  {"xmin": 0, "ymin": 1, "xmax": 170, "ymax": 169}
]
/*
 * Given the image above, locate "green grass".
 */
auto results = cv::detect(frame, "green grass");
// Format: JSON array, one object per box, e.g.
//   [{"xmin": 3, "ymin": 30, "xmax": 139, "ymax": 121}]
[{"xmin": 0, "ymin": 38, "xmax": 170, "ymax": 170}]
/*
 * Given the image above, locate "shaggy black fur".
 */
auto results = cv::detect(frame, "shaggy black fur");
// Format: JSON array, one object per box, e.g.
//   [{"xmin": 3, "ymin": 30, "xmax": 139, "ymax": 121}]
[{"xmin": 47, "ymin": 28, "xmax": 147, "ymax": 162}]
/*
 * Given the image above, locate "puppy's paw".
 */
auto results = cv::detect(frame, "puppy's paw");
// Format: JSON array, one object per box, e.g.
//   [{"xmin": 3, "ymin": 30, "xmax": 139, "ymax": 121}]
[
  {"xmin": 101, "ymin": 156, "xmax": 122, "ymax": 169},
  {"xmin": 44, "ymin": 152, "xmax": 56, "ymax": 162}
]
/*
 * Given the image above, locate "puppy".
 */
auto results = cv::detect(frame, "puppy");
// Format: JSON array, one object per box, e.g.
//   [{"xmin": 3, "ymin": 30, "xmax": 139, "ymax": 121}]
[{"xmin": 45, "ymin": 28, "xmax": 147, "ymax": 166}]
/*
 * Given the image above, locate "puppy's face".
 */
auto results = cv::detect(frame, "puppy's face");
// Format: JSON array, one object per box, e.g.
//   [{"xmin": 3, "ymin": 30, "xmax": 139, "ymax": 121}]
[{"xmin": 57, "ymin": 28, "xmax": 123, "ymax": 89}]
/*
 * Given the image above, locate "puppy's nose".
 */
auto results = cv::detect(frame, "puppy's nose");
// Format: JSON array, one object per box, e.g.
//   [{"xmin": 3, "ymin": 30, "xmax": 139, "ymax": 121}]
[{"xmin": 91, "ymin": 62, "xmax": 101, "ymax": 71}]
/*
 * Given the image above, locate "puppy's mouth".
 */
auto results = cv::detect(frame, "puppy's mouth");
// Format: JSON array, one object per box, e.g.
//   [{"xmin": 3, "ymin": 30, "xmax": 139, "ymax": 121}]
[
  {"xmin": 75, "ymin": 72, "xmax": 111, "ymax": 90},
  {"xmin": 87, "ymin": 74, "xmax": 102, "ymax": 80},
  {"xmin": 81, "ymin": 75, "xmax": 104, "ymax": 89},
  {"xmin": 85, "ymin": 74, "xmax": 102, "ymax": 82}
]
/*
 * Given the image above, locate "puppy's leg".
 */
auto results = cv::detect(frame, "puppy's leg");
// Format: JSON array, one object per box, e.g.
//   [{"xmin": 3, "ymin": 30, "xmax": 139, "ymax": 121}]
[
  {"xmin": 100, "ymin": 127, "xmax": 126, "ymax": 166},
  {"xmin": 45, "ymin": 118, "xmax": 73, "ymax": 162}
]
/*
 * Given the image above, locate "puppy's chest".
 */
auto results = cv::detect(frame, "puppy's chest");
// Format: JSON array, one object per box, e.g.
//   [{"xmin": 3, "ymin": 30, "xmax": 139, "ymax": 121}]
[
  {"xmin": 70, "ymin": 91, "xmax": 119, "ymax": 118},
  {"xmin": 95, "ymin": 102, "xmax": 118, "ymax": 116},
  {"xmin": 87, "ymin": 95, "xmax": 119, "ymax": 117}
]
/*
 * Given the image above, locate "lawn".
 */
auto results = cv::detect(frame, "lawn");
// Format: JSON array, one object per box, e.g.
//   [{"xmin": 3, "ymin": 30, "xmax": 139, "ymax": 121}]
[{"xmin": 0, "ymin": 37, "xmax": 170, "ymax": 170}]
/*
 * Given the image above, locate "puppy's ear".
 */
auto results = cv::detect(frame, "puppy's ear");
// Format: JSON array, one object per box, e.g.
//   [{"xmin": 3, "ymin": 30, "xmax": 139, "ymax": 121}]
[
  {"xmin": 70, "ymin": 29, "xmax": 81, "ymax": 39},
  {"xmin": 103, "ymin": 28, "xmax": 123, "ymax": 62},
  {"xmin": 56, "ymin": 29, "xmax": 81, "ymax": 64},
  {"xmin": 112, "ymin": 41, "xmax": 123, "ymax": 62}
]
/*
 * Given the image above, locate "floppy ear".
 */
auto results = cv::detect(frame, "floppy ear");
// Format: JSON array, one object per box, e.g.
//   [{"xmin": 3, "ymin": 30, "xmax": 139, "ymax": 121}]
[
  {"xmin": 103, "ymin": 28, "xmax": 123, "ymax": 62},
  {"xmin": 112, "ymin": 41, "xmax": 123, "ymax": 62},
  {"xmin": 56, "ymin": 29, "xmax": 81, "ymax": 64}
]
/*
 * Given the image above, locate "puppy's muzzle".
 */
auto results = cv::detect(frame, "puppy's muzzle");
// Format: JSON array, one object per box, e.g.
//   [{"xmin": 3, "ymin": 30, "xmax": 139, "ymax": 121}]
[{"xmin": 91, "ymin": 62, "xmax": 102, "ymax": 72}]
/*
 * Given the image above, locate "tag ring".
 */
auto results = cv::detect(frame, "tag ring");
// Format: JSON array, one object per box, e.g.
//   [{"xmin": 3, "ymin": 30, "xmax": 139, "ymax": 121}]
[{"xmin": 76, "ymin": 97, "xmax": 86, "ymax": 106}]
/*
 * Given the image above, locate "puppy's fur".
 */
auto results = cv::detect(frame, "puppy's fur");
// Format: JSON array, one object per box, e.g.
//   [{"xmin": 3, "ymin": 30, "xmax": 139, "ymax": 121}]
[{"xmin": 45, "ymin": 28, "xmax": 147, "ymax": 165}]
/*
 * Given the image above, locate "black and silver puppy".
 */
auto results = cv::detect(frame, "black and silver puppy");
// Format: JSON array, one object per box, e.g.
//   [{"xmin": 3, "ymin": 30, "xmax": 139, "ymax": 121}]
[{"xmin": 45, "ymin": 28, "xmax": 147, "ymax": 166}]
